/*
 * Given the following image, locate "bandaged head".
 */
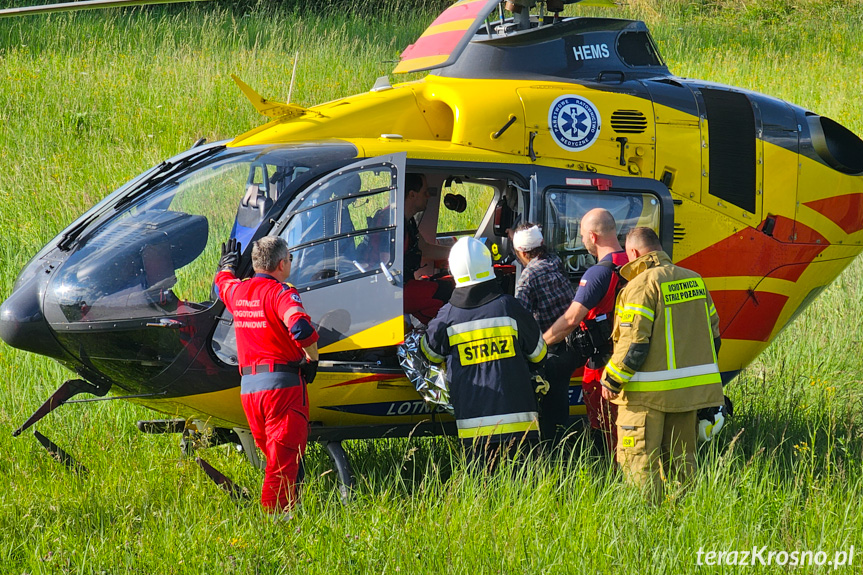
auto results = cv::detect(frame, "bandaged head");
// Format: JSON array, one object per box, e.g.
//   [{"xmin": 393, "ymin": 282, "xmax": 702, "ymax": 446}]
[{"xmin": 513, "ymin": 225, "xmax": 543, "ymax": 252}]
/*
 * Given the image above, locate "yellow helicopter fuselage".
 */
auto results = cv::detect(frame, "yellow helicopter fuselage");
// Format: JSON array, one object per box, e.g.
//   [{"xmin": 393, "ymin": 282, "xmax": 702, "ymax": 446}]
[
  {"xmin": 4, "ymin": 14, "xmax": 862, "ymax": 449},
  {"xmin": 125, "ymin": 68, "xmax": 863, "ymax": 436}
]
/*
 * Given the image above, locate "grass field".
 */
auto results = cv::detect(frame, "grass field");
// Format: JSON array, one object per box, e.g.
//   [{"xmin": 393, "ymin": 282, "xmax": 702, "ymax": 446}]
[{"xmin": 2, "ymin": 1, "xmax": 863, "ymax": 573}]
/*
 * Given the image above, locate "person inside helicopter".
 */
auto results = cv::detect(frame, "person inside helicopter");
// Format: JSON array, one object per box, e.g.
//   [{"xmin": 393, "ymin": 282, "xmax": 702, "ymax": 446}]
[
  {"xmin": 402, "ymin": 173, "xmax": 455, "ymax": 324},
  {"xmin": 368, "ymin": 173, "xmax": 453, "ymax": 324}
]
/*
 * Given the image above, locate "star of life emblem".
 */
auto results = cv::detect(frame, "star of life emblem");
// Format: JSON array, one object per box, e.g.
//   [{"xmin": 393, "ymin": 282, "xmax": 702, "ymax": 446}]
[{"xmin": 548, "ymin": 95, "xmax": 601, "ymax": 151}]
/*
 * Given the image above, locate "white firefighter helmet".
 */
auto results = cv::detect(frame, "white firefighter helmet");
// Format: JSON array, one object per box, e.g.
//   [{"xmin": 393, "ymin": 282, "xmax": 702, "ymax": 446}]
[
  {"xmin": 449, "ymin": 237, "xmax": 495, "ymax": 287},
  {"xmin": 697, "ymin": 404, "xmax": 727, "ymax": 443}
]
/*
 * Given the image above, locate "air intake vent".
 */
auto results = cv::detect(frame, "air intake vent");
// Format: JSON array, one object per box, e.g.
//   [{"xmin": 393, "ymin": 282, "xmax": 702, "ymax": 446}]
[
  {"xmin": 673, "ymin": 223, "xmax": 686, "ymax": 244},
  {"xmin": 611, "ymin": 110, "xmax": 648, "ymax": 134}
]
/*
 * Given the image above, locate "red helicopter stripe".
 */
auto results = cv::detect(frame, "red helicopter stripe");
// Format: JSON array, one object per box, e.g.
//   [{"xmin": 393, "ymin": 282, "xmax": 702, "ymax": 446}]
[
  {"xmin": 427, "ymin": 0, "xmax": 490, "ymax": 27},
  {"xmin": 711, "ymin": 289, "xmax": 788, "ymax": 342},
  {"xmin": 323, "ymin": 374, "xmax": 405, "ymax": 389},
  {"xmin": 677, "ymin": 216, "xmax": 828, "ymax": 283},
  {"xmin": 401, "ymin": 30, "xmax": 467, "ymax": 60},
  {"xmin": 803, "ymin": 193, "xmax": 863, "ymax": 235}
]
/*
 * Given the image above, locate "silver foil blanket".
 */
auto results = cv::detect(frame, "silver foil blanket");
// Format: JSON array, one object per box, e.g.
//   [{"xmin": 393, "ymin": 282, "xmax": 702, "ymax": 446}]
[{"xmin": 397, "ymin": 329, "xmax": 454, "ymax": 415}]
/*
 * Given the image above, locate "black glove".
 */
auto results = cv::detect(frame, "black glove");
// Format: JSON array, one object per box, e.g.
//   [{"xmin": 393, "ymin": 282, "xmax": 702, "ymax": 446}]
[
  {"xmin": 218, "ymin": 238, "xmax": 241, "ymax": 274},
  {"xmin": 299, "ymin": 358, "xmax": 318, "ymax": 384}
]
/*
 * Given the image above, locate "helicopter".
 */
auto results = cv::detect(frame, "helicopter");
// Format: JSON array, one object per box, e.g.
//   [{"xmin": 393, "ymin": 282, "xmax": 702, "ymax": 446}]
[{"xmin": 2, "ymin": 0, "xmax": 863, "ymax": 495}]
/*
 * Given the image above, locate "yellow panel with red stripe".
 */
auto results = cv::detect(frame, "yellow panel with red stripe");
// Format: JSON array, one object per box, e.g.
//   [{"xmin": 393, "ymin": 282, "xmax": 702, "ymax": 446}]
[{"xmin": 394, "ymin": 0, "xmax": 498, "ymax": 74}]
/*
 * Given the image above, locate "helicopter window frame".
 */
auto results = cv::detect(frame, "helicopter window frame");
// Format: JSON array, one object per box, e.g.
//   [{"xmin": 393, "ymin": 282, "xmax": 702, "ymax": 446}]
[
  {"xmin": 41, "ymin": 144, "xmax": 364, "ymax": 328},
  {"xmin": 542, "ymin": 188, "xmax": 663, "ymax": 282},
  {"xmin": 276, "ymin": 161, "xmax": 400, "ymax": 291},
  {"xmin": 433, "ymin": 177, "xmax": 500, "ymax": 239},
  {"xmin": 616, "ymin": 30, "xmax": 666, "ymax": 68}
]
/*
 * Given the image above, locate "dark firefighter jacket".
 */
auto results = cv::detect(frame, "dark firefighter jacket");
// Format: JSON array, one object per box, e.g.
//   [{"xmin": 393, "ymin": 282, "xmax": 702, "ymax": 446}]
[{"xmin": 421, "ymin": 281, "xmax": 547, "ymax": 442}]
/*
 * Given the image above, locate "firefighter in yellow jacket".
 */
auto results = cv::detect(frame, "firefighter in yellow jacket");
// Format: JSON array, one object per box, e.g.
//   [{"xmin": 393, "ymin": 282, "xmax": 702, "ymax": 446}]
[{"xmin": 600, "ymin": 227, "xmax": 722, "ymax": 500}]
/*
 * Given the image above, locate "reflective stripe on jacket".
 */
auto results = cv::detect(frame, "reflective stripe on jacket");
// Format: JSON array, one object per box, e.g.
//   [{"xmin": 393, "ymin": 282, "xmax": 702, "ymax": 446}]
[{"xmin": 601, "ymin": 251, "xmax": 723, "ymax": 412}]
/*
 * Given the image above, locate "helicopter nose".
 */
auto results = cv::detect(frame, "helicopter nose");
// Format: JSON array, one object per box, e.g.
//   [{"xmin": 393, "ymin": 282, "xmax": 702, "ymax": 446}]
[{"xmin": 0, "ymin": 276, "xmax": 70, "ymax": 361}]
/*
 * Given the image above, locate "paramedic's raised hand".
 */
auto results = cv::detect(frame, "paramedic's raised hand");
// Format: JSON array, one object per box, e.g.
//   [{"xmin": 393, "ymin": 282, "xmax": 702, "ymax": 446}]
[{"xmin": 219, "ymin": 238, "xmax": 241, "ymax": 274}]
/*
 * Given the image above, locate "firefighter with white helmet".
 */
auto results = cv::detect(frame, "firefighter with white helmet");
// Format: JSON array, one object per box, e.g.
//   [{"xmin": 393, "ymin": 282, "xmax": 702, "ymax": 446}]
[{"xmin": 421, "ymin": 237, "xmax": 547, "ymax": 467}]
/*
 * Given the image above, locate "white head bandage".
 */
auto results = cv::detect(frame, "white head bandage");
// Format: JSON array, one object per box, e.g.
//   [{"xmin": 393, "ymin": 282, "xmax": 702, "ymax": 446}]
[{"xmin": 513, "ymin": 226, "xmax": 543, "ymax": 251}]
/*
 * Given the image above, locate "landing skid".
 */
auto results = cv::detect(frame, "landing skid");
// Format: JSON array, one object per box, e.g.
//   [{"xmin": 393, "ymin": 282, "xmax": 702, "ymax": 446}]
[{"xmin": 15, "ymin": 380, "xmax": 361, "ymax": 504}]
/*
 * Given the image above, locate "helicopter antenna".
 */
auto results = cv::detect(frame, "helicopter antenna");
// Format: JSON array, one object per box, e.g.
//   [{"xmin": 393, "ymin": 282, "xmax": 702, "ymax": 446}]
[{"xmin": 287, "ymin": 52, "xmax": 299, "ymax": 104}]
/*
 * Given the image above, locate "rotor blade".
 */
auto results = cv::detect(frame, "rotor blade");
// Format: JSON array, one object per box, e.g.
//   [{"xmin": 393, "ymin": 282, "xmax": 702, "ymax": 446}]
[
  {"xmin": 231, "ymin": 74, "xmax": 322, "ymax": 120},
  {"xmin": 12, "ymin": 378, "xmax": 107, "ymax": 437},
  {"xmin": 0, "ymin": 0, "xmax": 209, "ymax": 19}
]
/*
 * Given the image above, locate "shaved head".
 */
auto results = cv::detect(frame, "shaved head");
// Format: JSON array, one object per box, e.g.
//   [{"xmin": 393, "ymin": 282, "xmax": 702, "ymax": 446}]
[
  {"xmin": 626, "ymin": 227, "xmax": 662, "ymax": 253},
  {"xmin": 579, "ymin": 208, "xmax": 621, "ymax": 258},
  {"xmin": 580, "ymin": 208, "xmax": 616, "ymax": 237}
]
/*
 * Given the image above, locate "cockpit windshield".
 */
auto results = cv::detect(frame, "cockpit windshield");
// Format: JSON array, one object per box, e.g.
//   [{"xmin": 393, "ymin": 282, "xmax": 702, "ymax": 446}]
[{"xmin": 44, "ymin": 142, "xmax": 357, "ymax": 324}]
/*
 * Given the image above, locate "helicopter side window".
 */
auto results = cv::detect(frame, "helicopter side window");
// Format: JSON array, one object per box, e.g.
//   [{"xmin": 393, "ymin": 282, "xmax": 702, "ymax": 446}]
[
  {"xmin": 435, "ymin": 179, "xmax": 497, "ymax": 239},
  {"xmin": 44, "ymin": 144, "xmax": 360, "ymax": 325},
  {"xmin": 281, "ymin": 167, "xmax": 396, "ymax": 289},
  {"xmin": 544, "ymin": 190, "xmax": 661, "ymax": 281},
  {"xmin": 617, "ymin": 31, "xmax": 665, "ymax": 68}
]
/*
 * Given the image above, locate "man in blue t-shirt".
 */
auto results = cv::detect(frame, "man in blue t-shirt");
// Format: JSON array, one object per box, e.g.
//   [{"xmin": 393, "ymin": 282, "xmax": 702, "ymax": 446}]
[{"xmin": 544, "ymin": 208, "xmax": 627, "ymax": 454}]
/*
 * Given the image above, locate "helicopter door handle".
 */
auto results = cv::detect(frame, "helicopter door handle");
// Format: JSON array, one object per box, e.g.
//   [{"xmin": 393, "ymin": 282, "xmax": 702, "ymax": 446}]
[
  {"xmin": 146, "ymin": 318, "xmax": 185, "ymax": 329},
  {"xmin": 598, "ymin": 70, "xmax": 625, "ymax": 84},
  {"xmin": 616, "ymin": 137, "xmax": 628, "ymax": 166},
  {"xmin": 380, "ymin": 262, "xmax": 398, "ymax": 286}
]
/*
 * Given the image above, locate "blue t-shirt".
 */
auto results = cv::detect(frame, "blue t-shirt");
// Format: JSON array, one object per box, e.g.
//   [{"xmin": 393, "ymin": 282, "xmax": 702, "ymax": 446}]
[{"xmin": 573, "ymin": 252, "xmax": 623, "ymax": 309}]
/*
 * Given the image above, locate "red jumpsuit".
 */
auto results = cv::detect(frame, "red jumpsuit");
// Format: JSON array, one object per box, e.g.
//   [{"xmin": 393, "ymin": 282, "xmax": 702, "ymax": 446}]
[
  {"xmin": 215, "ymin": 271, "xmax": 319, "ymax": 510},
  {"xmin": 578, "ymin": 251, "xmax": 628, "ymax": 453}
]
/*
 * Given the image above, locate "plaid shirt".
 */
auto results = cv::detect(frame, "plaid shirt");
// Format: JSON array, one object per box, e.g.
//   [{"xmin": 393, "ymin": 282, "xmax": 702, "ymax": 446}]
[{"xmin": 515, "ymin": 253, "xmax": 575, "ymax": 332}]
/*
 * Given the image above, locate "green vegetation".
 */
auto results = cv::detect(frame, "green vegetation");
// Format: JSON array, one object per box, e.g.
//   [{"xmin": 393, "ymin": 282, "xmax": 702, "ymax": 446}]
[{"xmin": 1, "ymin": 1, "xmax": 862, "ymax": 573}]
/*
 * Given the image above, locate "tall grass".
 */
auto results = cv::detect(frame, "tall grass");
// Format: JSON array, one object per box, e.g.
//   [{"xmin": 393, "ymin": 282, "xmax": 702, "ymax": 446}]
[{"xmin": 1, "ymin": 1, "xmax": 863, "ymax": 572}]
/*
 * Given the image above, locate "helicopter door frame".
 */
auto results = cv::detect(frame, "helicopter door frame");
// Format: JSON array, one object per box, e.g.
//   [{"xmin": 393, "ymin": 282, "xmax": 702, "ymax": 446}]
[
  {"xmin": 266, "ymin": 152, "xmax": 407, "ymax": 356},
  {"xmin": 532, "ymin": 168, "xmax": 675, "ymax": 280}
]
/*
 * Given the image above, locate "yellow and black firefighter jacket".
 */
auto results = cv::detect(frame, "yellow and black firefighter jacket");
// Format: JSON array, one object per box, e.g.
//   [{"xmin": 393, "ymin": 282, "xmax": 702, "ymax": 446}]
[
  {"xmin": 601, "ymin": 251, "xmax": 723, "ymax": 412},
  {"xmin": 421, "ymin": 281, "xmax": 547, "ymax": 442}
]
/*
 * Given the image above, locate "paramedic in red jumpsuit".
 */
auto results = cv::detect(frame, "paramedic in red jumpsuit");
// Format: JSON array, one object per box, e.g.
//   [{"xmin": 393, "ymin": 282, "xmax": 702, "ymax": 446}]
[{"xmin": 215, "ymin": 236, "xmax": 319, "ymax": 511}]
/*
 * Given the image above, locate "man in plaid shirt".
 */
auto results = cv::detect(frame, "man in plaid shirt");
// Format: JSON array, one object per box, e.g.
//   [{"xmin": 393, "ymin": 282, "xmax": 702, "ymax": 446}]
[{"xmin": 513, "ymin": 223, "xmax": 577, "ymax": 445}]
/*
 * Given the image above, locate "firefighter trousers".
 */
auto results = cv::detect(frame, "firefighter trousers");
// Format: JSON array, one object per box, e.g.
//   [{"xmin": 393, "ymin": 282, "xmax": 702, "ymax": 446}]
[
  {"xmin": 615, "ymin": 405, "xmax": 696, "ymax": 502},
  {"xmin": 539, "ymin": 344, "xmax": 579, "ymax": 446}
]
